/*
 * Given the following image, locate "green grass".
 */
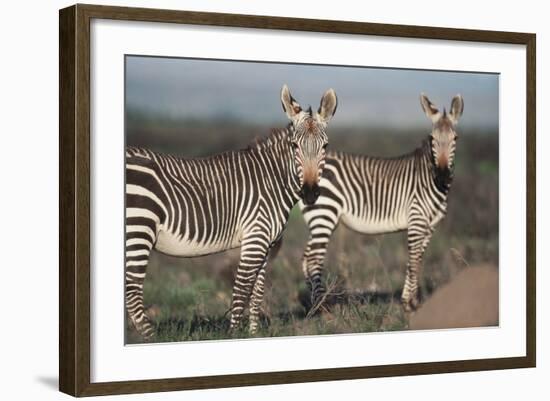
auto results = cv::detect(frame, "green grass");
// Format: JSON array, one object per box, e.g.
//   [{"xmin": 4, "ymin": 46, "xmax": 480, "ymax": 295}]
[{"xmin": 125, "ymin": 129, "xmax": 499, "ymax": 344}]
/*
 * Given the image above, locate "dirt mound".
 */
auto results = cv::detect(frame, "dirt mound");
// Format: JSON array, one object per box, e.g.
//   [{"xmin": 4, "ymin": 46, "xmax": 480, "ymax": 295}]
[{"xmin": 409, "ymin": 265, "xmax": 498, "ymax": 330}]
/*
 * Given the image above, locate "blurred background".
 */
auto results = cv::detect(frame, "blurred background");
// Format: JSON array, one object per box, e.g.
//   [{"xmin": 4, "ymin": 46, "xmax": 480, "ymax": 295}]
[{"xmin": 125, "ymin": 56, "xmax": 499, "ymax": 343}]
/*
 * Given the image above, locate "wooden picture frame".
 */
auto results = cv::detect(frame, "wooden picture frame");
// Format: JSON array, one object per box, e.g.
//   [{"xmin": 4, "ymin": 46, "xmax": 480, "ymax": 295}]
[{"xmin": 59, "ymin": 3, "xmax": 536, "ymax": 397}]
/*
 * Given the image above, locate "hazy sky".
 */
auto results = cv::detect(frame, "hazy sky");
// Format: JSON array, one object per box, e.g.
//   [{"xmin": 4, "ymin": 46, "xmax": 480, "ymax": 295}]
[{"xmin": 126, "ymin": 56, "xmax": 499, "ymax": 132}]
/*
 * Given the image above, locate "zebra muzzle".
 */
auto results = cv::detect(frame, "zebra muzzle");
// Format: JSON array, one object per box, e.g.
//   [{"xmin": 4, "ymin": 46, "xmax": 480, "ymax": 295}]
[
  {"xmin": 300, "ymin": 183, "xmax": 321, "ymax": 205},
  {"xmin": 434, "ymin": 166, "xmax": 452, "ymax": 192}
]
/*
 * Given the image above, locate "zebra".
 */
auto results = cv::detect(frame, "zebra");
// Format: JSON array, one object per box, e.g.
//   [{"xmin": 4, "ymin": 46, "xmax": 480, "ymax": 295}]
[
  {"xmin": 125, "ymin": 85, "xmax": 338, "ymax": 339},
  {"xmin": 299, "ymin": 93, "xmax": 463, "ymax": 313}
]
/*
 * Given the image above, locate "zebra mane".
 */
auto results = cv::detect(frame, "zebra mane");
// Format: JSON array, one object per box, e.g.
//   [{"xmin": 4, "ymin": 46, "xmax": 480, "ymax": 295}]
[{"xmin": 246, "ymin": 127, "xmax": 291, "ymax": 151}]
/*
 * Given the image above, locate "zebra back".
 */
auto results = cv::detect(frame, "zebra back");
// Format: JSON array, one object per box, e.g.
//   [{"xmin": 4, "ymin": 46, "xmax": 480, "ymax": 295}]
[
  {"xmin": 302, "ymin": 137, "xmax": 450, "ymax": 234},
  {"xmin": 126, "ymin": 128, "xmax": 302, "ymax": 255}
]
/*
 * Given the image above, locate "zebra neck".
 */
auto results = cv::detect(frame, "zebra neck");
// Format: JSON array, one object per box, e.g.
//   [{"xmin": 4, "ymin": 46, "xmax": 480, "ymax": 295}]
[
  {"xmin": 422, "ymin": 138, "xmax": 453, "ymax": 195},
  {"xmin": 259, "ymin": 131, "xmax": 302, "ymax": 204}
]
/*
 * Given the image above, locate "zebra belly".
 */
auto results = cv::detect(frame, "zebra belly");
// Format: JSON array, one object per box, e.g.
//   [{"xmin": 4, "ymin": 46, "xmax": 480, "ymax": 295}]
[
  {"xmin": 155, "ymin": 230, "xmax": 241, "ymax": 257},
  {"xmin": 341, "ymin": 213, "xmax": 408, "ymax": 234}
]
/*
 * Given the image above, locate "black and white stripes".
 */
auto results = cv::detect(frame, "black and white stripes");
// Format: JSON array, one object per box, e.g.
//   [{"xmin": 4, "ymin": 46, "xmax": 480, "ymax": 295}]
[
  {"xmin": 300, "ymin": 94, "xmax": 463, "ymax": 311},
  {"xmin": 125, "ymin": 85, "xmax": 338, "ymax": 338}
]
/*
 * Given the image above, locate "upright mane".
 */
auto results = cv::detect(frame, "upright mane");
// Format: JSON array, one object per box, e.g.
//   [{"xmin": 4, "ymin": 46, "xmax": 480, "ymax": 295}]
[{"xmin": 246, "ymin": 127, "xmax": 291, "ymax": 151}]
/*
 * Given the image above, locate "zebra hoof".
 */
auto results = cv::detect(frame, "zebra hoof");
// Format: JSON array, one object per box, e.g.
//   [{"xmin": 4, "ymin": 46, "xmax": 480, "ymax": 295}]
[
  {"xmin": 248, "ymin": 324, "xmax": 259, "ymax": 335},
  {"xmin": 298, "ymin": 287, "xmax": 314, "ymax": 311},
  {"xmin": 138, "ymin": 323, "xmax": 156, "ymax": 341},
  {"xmin": 401, "ymin": 296, "xmax": 421, "ymax": 313},
  {"xmin": 228, "ymin": 319, "xmax": 243, "ymax": 335},
  {"xmin": 133, "ymin": 316, "xmax": 156, "ymax": 341},
  {"xmin": 136, "ymin": 328, "xmax": 155, "ymax": 341},
  {"xmin": 143, "ymin": 332, "xmax": 156, "ymax": 341},
  {"xmin": 248, "ymin": 312, "xmax": 270, "ymax": 334}
]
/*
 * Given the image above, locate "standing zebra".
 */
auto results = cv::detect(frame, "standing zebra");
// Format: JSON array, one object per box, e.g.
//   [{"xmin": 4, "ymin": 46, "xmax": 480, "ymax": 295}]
[
  {"xmin": 125, "ymin": 85, "xmax": 338, "ymax": 339},
  {"xmin": 300, "ymin": 94, "xmax": 463, "ymax": 312}
]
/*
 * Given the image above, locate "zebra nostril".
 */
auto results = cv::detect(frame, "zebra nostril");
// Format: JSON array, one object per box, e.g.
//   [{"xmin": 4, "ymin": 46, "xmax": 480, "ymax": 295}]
[{"xmin": 300, "ymin": 184, "xmax": 320, "ymax": 205}]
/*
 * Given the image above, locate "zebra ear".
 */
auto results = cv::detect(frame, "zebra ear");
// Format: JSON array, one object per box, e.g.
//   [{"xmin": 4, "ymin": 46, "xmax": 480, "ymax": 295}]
[
  {"xmin": 281, "ymin": 84, "xmax": 302, "ymax": 120},
  {"xmin": 317, "ymin": 88, "xmax": 338, "ymax": 124},
  {"xmin": 420, "ymin": 93, "xmax": 441, "ymax": 123},
  {"xmin": 449, "ymin": 94, "xmax": 464, "ymax": 124}
]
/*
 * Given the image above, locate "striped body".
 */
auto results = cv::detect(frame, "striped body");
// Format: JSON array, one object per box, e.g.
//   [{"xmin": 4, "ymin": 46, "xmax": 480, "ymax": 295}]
[
  {"xmin": 125, "ymin": 129, "xmax": 303, "ymax": 338},
  {"xmin": 127, "ymin": 133, "xmax": 298, "ymax": 257},
  {"xmin": 125, "ymin": 85, "xmax": 338, "ymax": 339},
  {"xmin": 301, "ymin": 140, "xmax": 450, "ymax": 310},
  {"xmin": 300, "ymin": 94, "xmax": 463, "ymax": 312}
]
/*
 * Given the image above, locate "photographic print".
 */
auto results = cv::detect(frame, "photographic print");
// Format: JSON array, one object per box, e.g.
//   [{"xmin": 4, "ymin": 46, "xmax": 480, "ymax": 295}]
[
  {"xmin": 124, "ymin": 56, "xmax": 499, "ymax": 344},
  {"xmin": 59, "ymin": 5, "xmax": 535, "ymax": 395}
]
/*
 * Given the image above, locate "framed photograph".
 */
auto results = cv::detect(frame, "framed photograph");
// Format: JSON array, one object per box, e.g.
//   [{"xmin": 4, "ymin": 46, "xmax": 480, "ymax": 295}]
[{"xmin": 59, "ymin": 4, "xmax": 536, "ymax": 397}]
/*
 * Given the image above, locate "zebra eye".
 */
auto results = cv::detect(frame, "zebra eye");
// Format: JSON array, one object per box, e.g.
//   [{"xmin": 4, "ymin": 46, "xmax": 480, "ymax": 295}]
[
  {"xmin": 291, "ymin": 142, "xmax": 299, "ymax": 150},
  {"xmin": 322, "ymin": 143, "xmax": 329, "ymax": 150}
]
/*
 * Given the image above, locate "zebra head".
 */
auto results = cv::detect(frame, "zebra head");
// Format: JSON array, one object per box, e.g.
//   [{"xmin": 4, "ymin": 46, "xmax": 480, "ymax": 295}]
[
  {"xmin": 420, "ymin": 93, "xmax": 464, "ymax": 182},
  {"xmin": 281, "ymin": 84, "xmax": 338, "ymax": 205}
]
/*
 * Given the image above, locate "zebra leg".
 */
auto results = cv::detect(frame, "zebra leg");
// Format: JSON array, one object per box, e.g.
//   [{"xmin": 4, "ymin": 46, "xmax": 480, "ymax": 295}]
[
  {"xmin": 125, "ymin": 233, "xmax": 156, "ymax": 340},
  {"xmin": 402, "ymin": 222, "xmax": 433, "ymax": 312},
  {"xmin": 229, "ymin": 233, "xmax": 270, "ymax": 332},
  {"xmin": 247, "ymin": 239, "xmax": 282, "ymax": 333},
  {"xmin": 302, "ymin": 224, "xmax": 335, "ymax": 308},
  {"xmin": 248, "ymin": 263, "xmax": 268, "ymax": 334}
]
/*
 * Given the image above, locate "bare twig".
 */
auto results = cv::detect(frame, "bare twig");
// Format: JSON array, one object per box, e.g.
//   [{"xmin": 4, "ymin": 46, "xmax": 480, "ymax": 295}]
[
  {"xmin": 305, "ymin": 274, "xmax": 343, "ymax": 319},
  {"xmin": 450, "ymin": 247, "xmax": 470, "ymax": 268}
]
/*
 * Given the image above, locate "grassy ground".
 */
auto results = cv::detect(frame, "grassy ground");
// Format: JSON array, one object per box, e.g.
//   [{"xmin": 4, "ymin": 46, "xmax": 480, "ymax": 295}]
[{"xmin": 125, "ymin": 126, "xmax": 499, "ymax": 344}]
